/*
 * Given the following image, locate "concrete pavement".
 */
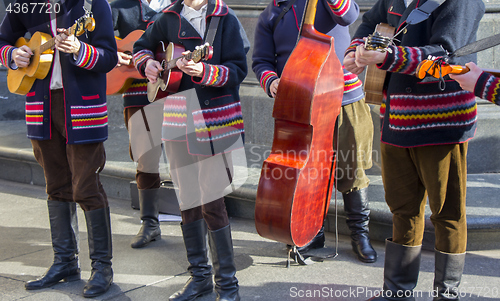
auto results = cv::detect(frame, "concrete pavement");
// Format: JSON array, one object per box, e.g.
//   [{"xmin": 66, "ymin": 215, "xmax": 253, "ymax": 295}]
[
  {"xmin": 1, "ymin": 178, "xmax": 500, "ymax": 301},
  {"xmin": 1, "ymin": 119, "xmax": 500, "ymax": 300}
]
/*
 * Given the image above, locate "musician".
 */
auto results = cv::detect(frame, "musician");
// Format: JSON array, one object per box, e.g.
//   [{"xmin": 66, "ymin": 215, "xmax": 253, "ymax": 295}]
[
  {"xmin": 252, "ymin": 0, "xmax": 378, "ymax": 264},
  {"xmin": 0, "ymin": 0, "xmax": 117, "ymax": 298},
  {"xmin": 133, "ymin": 0, "xmax": 249, "ymax": 300},
  {"xmin": 344, "ymin": 0, "xmax": 485, "ymax": 299},
  {"xmin": 450, "ymin": 62, "xmax": 500, "ymax": 105},
  {"xmin": 110, "ymin": 0, "xmax": 173, "ymax": 249}
]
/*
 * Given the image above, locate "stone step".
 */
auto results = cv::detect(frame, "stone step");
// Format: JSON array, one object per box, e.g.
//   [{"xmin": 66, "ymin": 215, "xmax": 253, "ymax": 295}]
[{"xmin": 1, "ymin": 120, "xmax": 499, "ymax": 251}]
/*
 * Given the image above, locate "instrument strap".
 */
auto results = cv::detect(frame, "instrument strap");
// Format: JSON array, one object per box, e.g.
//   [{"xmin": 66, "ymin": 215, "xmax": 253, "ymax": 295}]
[
  {"xmin": 83, "ymin": 0, "xmax": 92, "ymax": 14},
  {"xmin": 272, "ymin": 0, "xmax": 298, "ymax": 33},
  {"xmin": 204, "ymin": 16, "xmax": 220, "ymax": 46},
  {"xmin": 451, "ymin": 32, "xmax": 500, "ymax": 58},
  {"xmin": 405, "ymin": 0, "xmax": 447, "ymax": 25}
]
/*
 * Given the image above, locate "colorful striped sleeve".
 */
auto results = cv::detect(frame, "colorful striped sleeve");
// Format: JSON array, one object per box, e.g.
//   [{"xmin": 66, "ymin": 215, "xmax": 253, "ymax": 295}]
[
  {"xmin": 379, "ymin": 45, "xmax": 425, "ymax": 75},
  {"xmin": 133, "ymin": 49, "xmax": 154, "ymax": 76},
  {"xmin": 74, "ymin": 41, "xmax": 99, "ymax": 70},
  {"xmin": 193, "ymin": 62, "xmax": 230, "ymax": 87},
  {"xmin": 328, "ymin": 0, "xmax": 351, "ymax": 17},
  {"xmin": 258, "ymin": 70, "xmax": 279, "ymax": 97},
  {"xmin": 345, "ymin": 37, "xmax": 364, "ymax": 56},
  {"xmin": 0, "ymin": 45, "xmax": 15, "ymax": 69},
  {"xmin": 475, "ymin": 72, "xmax": 500, "ymax": 105}
]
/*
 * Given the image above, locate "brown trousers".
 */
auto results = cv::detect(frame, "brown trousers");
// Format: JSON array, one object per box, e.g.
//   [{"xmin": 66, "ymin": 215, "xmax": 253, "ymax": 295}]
[
  {"xmin": 31, "ymin": 89, "xmax": 108, "ymax": 211},
  {"xmin": 123, "ymin": 106, "xmax": 162, "ymax": 190},
  {"xmin": 163, "ymin": 140, "xmax": 230, "ymax": 230},
  {"xmin": 381, "ymin": 142, "xmax": 468, "ymax": 253}
]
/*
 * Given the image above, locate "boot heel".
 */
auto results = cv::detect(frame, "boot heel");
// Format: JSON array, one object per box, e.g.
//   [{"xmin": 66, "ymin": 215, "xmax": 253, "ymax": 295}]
[{"xmin": 64, "ymin": 273, "xmax": 81, "ymax": 282}]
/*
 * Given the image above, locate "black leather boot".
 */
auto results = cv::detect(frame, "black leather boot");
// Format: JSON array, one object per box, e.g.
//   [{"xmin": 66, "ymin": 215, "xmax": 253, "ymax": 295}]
[
  {"xmin": 209, "ymin": 225, "xmax": 240, "ymax": 301},
  {"xmin": 83, "ymin": 207, "xmax": 113, "ymax": 298},
  {"xmin": 433, "ymin": 250, "xmax": 466, "ymax": 301},
  {"xmin": 286, "ymin": 226, "xmax": 325, "ymax": 254},
  {"xmin": 169, "ymin": 219, "xmax": 213, "ymax": 301},
  {"xmin": 343, "ymin": 188, "xmax": 377, "ymax": 263},
  {"xmin": 370, "ymin": 239, "xmax": 421, "ymax": 301},
  {"xmin": 131, "ymin": 188, "xmax": 161, "ymax": 248},
  {"xmin": 25, "ymin": 200, "xmax": 81, "ymax": 290}
]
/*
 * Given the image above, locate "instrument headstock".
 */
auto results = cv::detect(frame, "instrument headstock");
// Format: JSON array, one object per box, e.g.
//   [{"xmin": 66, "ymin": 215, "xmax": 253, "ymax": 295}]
[
  {"xmin": 416, "ymin": 59, "xmax": 470, "ymax": 79},
  {"xmin": 71, "ymin": 13, "xmax": 96, "ymax": 36},
  {"xmin": 192, "ymin": 43, "xmax": 213, "ymax": 63},
  {"xmin": 364, "ymin": 23, "xmax": 395, "ymax": 53}
]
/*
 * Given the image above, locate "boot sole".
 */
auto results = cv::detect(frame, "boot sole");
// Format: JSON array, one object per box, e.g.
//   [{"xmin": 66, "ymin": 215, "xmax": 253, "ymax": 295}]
[
  {"xmin": 169, "ymin": 288, "xmax": 213, "ymax": 301},
  {"xmin": 357, "ymin": 256, "xmax": 377, "ymax": 263},
  {"xmin": 25, "ymin": 273, "xmax": 81, "ymax": 290},
  {"xmin": 83, "ymin": 280, "xmax": 113, "ymax": 298},
  {"xmin": 131, "ymin": 234, "xmax": 161, "ymax": 249},
  {"xmin": 353, "ymin": 248, "xmax": 377, "ymax": 263}
]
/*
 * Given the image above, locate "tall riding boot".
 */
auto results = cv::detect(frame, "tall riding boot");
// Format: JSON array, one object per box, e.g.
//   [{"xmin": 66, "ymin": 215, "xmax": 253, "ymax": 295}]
[
  {"xmin": 370, "ymin": 239, "xmax": 421, "ymax": 301},
  {"xmin": 131, "ymin": 188, "xmax": 161, "ymax": 248},
  {"xmin": 169, "ymin": 219, "xmax": 213, "ymax": 301},
  {"xmin": 25, "ymin": 200, "xmax": 81, "ymax": 289},
  {"xmin": 343, "ymin": 187, "xmax": 377, "ymax": 263},
  {"xmin": 433, "ymin": 250, "xmax": 466, "ymax": 301},
  {"xmin": 83, "ymin": 207, "xmax": 113, "ymax": 298},
  {"xmin": 209, "ymin": 225, "xmax": 240, "ymax": 301}
]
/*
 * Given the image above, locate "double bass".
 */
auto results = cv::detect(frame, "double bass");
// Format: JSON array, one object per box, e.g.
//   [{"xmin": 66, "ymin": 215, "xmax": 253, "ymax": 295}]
[{"xmin": 254, "ymin": 0, "xmax": 344, "ymax": 254}]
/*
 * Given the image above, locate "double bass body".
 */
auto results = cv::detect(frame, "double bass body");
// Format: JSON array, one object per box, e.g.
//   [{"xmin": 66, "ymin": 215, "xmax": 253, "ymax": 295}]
[{"xmin": 255, "ymin": 0, "xmax": 344, "ymax": 248}]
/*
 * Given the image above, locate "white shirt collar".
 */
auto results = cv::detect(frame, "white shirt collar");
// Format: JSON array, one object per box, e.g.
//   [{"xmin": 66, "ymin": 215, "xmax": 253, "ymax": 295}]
[{"xmin": 181, "ymin": 2, "xmax": 207, "ymax": 36}]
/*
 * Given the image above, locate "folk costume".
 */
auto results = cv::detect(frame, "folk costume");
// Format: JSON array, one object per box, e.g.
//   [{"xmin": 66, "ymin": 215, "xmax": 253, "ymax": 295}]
[
  {"xmin": 475, "ymin": 72, "xmax": 500, "ymax": 104},
  {"xmin": 0, "ymin": 0, "xmax": 118, "ymax": 297},
  {"xmin": 110, "ymin": 0, "xmax": 170, "ymax": 249},
  {"xmin": 346, "ymin": 0, "xmax": 485, "ymax": 299},
  {"xmin": 252, "ymin": 0, "xmax": 377, "ymax": 263},
  {"xmin": 133, "ymin": 0, "xmax": 248, "ymax": 300}
]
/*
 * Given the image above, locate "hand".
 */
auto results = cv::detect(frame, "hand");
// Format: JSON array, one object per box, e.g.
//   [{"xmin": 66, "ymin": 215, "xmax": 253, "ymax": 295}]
[
  {"xmin": 449, "ymin": 62, "xmax": 483, "ymax": 93},
  {"xmin": 12, "ymin": 45, "xmax": 33, "ymax": 68},
  {"xmin": 145, "ymin": 59, "xmax": 163, "ymax": 83},
  {"xmin": 176, "ymin": 50, "xmax": 203, "ymax": 77},
  {"xmin": 344, "ymin": 51, "xmax": 365, "ymax": 75},
  {"xmin": 117, "ymin": 52, "xmax": 132, "ymax": 67},
  {"xmin": 354, "ymin": 45, "xmax": 387, "ymax": 68},
  {"xmin": 55, "ymin": 28, "xmax": 81, "ymax": 54},
  {"xmin": 270, "ymin": 78, "xmax": 280, "ymax": 98}
]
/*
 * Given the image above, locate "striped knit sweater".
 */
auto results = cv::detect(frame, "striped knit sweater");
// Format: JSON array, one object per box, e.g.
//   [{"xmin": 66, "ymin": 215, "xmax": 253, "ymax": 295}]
[
  {"xmin": 475, "ymin": 72, "xmax": 500, "ymax": 105},
  {"xmin": 347, "ymin": 0, "xmax": 485, "ymax": 148}
]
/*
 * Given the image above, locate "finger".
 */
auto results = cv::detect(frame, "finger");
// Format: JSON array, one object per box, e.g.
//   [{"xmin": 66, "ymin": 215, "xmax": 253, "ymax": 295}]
[
  {"xmin": 20, "ymin": 45, "xmax": 33, "ymax": 55},
  {"xmin": 155, "ymin": 62, "xmax": 164, "ymax": 72}
]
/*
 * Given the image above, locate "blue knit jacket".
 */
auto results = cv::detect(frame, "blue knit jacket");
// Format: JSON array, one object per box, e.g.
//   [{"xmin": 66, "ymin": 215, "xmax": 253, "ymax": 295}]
[
  {"xmin": 0, "ymin": 0, "xmax": 118, "ymax": 144},
  {"xmin": 133, "ymin": 0, "xmax": 249, "ymax": 156}
]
